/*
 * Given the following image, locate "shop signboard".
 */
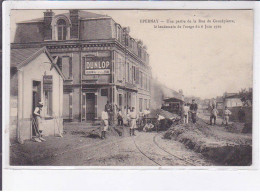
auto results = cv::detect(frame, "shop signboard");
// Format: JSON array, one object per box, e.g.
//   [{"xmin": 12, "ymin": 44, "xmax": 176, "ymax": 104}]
[
  {"xmin": 85, "ymin": 57, "xmax": 111, "ymax": 75},
  {"xmin": 43, "ymin": 75, "xmax": 53, "ymax": 91}
]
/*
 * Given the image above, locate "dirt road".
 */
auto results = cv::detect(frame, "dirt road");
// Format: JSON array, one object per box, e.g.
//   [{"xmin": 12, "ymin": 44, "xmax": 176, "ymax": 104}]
[{"xmin": 31, "ymin": 130, "xmax": 213, "ymax": 166}]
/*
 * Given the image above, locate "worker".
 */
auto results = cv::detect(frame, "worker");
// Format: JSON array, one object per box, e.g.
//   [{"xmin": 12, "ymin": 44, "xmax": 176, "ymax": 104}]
[
  {"xmin": 223, "ymin": 106, "xmax": 232, "ymax": 126},
  {"xmin": 183, "ymin": 103, "xmax": 190, "ymax": 124},
  {"xmin": 190, "ymin": 99, "xmax": 198, "ymax": 123},
  {"xmin": 105, "ymin": 101, "xmax": 112, "ymax": 125},
  {"xmin": 210, "ymin": 107, "xmax": 218, "ymax": 125},
  {"xmin": 143, "ymin": 108, "xmax": 151, "ymax": 125},
  {"xmin": 101, "ymin": 108, "xmax": 109, "ymax": 139},
  {"xmin": 156, "ymin": 114, "xmax": 165, "ymax": 132},
  {"xmin": 33, "ymin": 101, "xmax": 46, "ymax": 142},
  {"xmin": 143, "ymin": 120, "xmax": 154, "ymax": 132},
  {"xmin": 117, "ymin": 108, "xmax": 123, "ymax": 126},
  {"xmin": 130, "ymin": 107, "xmax": 137, "ymax": 136}
]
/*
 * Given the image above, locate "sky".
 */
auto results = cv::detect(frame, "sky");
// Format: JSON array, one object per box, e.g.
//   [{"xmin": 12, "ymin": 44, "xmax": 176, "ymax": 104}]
[{"xmin": 11, "ymin": 10, "xmax": 253, "ymax": 99}]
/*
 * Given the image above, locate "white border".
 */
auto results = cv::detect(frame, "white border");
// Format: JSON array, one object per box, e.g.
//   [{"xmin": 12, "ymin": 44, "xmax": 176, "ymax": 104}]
[{"xmin": 2, "ymin": 1, "xmax": 260, "ymax": 190}]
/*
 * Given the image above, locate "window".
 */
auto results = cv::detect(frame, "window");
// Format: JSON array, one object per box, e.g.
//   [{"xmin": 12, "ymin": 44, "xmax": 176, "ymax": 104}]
[
  {"xmin": 44, "ymin": 90, "xmax": 53, "ymax": 116},
  {"xmin": 144, "ymin": 99, "xmax": 147, "ymax": 110},
  {"xmin": 140, "ymin": 71, "xmax": 143, "ymax": 88},
  {"xmin": 101, "ymin": 89, "xmax": 108, "ymax": 96},
  {"xmin": 136, "ymin": 67, "xmax": 139, "ymax": 84},
  {"xmin": 62, "ymin": 56, "xmax": 72, "ymax": 79},
  {"xmin": 57, "ymin": 19, "xmax": 67, "ymax": 40},
  {"xmin": 139, "ymin": 98, "xmax": 143, "ymax": 112},
  {"xmin": 129, "ymin": 64, "xmax": 132, "ymax": 83},
  {"xmin": 133, "ymin": 66, "xmax": 136, "ymax": 82},
  {"xmin": 126, "ymin": 63, "xmax": 129, "ymax": 83},
  {"xmin": 43, "ymin": 75, "xmax": 53, "ymax": 116},
  {"xmin": 138, "ymin": 47, "xmax": 142, "ymax": 58}
]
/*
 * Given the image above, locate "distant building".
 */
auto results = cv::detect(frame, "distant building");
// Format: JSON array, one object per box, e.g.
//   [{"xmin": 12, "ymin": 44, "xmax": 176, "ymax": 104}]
[
  {"xmin": 10, "ymin": 47, "xmax": 64, "ymax": 143},
  {"xmin": 12, "ymin": 10, "xmax": 151, "ymax": 121},
  {"xmin": 223, "ymin": 92, "xmax": 243, "ymax": 108}
]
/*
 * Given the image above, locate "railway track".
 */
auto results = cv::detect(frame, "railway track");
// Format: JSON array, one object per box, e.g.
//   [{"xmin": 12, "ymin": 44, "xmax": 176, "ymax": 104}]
[{"xmin": 132, "ymin": 132, "xmax": 197, "ymax": 166}]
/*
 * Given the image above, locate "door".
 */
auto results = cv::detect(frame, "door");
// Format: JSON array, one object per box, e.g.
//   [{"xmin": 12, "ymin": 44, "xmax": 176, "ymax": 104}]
[
  {"xmin": 32, "ymin": 81, "xmax": 41, "ymax": 136},
  {"xmin": 86, "ymin": 93, "xmax": 95, "ymax": 120}
]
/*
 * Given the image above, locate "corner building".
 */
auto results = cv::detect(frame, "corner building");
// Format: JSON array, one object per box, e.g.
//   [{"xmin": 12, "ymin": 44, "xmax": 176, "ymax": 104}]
[{"xmin": 13, "ymin": 10, "xmax": 152, "ymax": 121}]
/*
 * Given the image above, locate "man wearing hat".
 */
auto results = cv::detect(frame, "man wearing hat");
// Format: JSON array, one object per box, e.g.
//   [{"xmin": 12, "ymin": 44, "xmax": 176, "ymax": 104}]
[
  {"xmin": 33, "ymin": 101, "xmax": 46, "ymax": 142},
  {"xmin": 190, "ymin": 99, "xmax": 198, "ymax": 124}
]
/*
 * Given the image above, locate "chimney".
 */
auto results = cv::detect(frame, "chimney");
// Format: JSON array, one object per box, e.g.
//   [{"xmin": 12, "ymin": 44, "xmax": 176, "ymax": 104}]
[
  {"xmin": 44, "ymin": 10, "xmax": 54, "ymax": 40},
  {"xmin": 70, "ymin": 9, "xmax": 79, "ymax": 39}
]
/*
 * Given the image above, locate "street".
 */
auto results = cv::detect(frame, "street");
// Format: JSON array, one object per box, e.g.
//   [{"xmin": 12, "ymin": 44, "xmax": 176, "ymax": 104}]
[{"xmin": 11, "ymin": 123, "xmax": 214, "ymax": 166}]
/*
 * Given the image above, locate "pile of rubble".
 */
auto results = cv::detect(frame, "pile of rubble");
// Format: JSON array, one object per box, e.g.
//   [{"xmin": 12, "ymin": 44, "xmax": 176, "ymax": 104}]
[{"xmin": 164, "ymin": 120, "xmax": 252, "ymax": 166}]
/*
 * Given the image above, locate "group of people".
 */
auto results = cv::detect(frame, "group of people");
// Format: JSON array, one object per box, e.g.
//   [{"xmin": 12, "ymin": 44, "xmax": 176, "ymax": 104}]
[
  {"xmin": 182, "ymin": 99, "xmax": 233, "ymax": 126},
  {"xmin": 208, "ymin": 101, "xmax": 232, "ymax": 126},
  {"xmin": 101, "ymin": 101, "xmax": 145, "ymax": 139},
  {"xmin": 182, "ymin": 99, "xmax": 198, "ymax": 124}
]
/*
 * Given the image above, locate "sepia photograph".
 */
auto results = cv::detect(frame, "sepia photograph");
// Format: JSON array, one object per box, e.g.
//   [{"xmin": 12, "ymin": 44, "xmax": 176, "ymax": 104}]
[{"xmin": 8, "ymin": 8, "xmax": 253, "ymax": 167}]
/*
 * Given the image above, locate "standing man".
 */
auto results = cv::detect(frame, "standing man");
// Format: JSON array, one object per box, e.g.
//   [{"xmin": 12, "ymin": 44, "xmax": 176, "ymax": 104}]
[
  {"xmin": 105, "ymin": 101, "xmax": 112, "ymax": 125},
  {"xmin": 101, "ymin": 108, "xmax": 109, "ymax": 139},
  {"xmin": 130, "ymin": 107, "xmax": 137, "ymax": 136},
  {"xmin": 156, "ymin": 114, "xmax": 165, "ymax": 132},
  {"xmin": 183, "ymin": 103, "xmax": 190, "ymax": 124},
  {"xmin": 210, "ymin": 107, "xmax": 218, "ymax": 125},
  {"xmin": 117, "ymin": 108, "xmax": 123, "ymax": 126},
  {"xmin": 223, "ymin": 106, "xmax": 232, "ymax": 126},
  {"xmin": 190, "ymin": 99, "xmax": 198, "ymax": 124},
  {"xmin": 33, "ymin": 101, "xmax": 46, "ymax": 142}
]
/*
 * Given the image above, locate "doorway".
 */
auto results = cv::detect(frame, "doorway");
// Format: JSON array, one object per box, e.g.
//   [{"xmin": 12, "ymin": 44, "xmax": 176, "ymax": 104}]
[
  {"xmin": 86, "ymin": 93, "xmax": 95, "ymax": 120},
  {"xmin": 32, "ymin": 81, "xmax": 41, "ymax": 136}
]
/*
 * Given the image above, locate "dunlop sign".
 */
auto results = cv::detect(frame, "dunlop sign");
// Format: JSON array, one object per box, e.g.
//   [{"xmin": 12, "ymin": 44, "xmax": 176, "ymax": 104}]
[{"xmin": 85, "ymin": 57, "xmax": 111, "ymax": 75}]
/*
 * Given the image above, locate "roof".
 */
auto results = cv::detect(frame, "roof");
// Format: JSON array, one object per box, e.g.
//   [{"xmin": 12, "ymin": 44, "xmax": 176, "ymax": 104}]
[
  {"xmin": 18, "ymin": 10, "xmax": 110, "ymax": 24},
  {"xmin": 11, "ymin": 47, "xmax": 65, "ymax": 80},
  {"xmin": 11, "ymin": 47, "xmax": 44, "ymax": 68},
  {"xmin": 224, "ymin": 93, "xmax": 240, "ymax": 99}
]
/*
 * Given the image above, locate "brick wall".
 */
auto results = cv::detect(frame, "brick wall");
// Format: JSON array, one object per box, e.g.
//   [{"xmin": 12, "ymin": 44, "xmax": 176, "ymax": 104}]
[{"xmin": 80, "ymin": 19, "xmax": 113, "ymax": 40}]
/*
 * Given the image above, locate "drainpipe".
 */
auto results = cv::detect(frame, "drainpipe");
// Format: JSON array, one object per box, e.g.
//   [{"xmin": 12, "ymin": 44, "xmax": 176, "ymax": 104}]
[{"xmin": 17, "ymin": 68, "xmax": 23, "ymax": 144}]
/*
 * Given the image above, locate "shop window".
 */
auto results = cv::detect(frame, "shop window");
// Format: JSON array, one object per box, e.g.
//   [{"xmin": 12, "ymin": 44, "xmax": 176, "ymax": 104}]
[
  {"xmin": 144, "ymin": 99, "xmax": 147, "ymax": 110},
  {"xmin": 57, "ymin": 19, "xmax": 67, "ymax": 40},
  {"xmin": 101, "ymin": 89, "xmax": 108, "ymax": 96}
]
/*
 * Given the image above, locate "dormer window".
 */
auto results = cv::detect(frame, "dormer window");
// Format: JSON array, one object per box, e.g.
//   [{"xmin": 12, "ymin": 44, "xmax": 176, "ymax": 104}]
[
  {"xmin": 52, "ymin": 15, "xmax": 71, "ymax": 41},
  {"xmin": 57, "ymin": 19, "xmax": 67, "ymax": 40}
]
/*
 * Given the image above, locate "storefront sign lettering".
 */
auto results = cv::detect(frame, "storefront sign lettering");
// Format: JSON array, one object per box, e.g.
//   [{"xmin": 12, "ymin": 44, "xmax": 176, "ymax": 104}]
[
  {"xmin": 85, "ymin": 69, "xmax": 111, "ymax": 75},
  {"xmin": 86, "ymin": 61, "xmax": 110, "ymax": 69}
]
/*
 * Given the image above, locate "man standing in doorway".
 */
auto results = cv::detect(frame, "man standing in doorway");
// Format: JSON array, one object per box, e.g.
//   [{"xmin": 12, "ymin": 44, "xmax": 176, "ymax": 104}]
[{"xmin": 190, "ymin": 99, "xmax": 198, "ymax": 124}]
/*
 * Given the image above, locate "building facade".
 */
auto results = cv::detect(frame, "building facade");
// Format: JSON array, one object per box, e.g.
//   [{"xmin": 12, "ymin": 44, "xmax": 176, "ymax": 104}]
[
  {"xmin": 12, "ymin": 10, "xmax": 152, "ymax": 121},
  {"xmin": 10, "ymin": 47, "xmax": 64, "ymax": 143}
]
